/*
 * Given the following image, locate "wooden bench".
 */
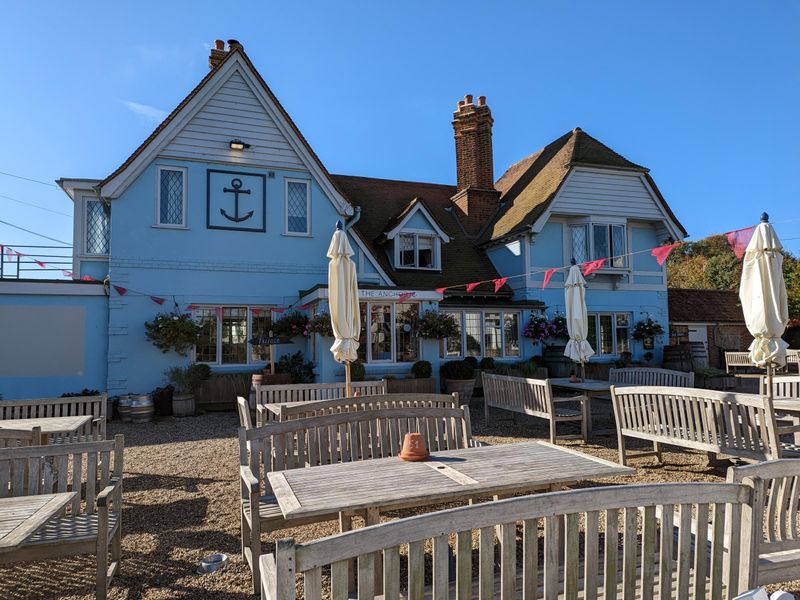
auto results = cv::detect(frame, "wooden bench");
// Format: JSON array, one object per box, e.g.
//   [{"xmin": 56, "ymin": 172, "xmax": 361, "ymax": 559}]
[
  {"xmin": 482, "ymin": 373, "xmax": 589, "ymax": 443},
  {"xmin": 239, "ymin": 405, "xmax": 476, "ymax": 592},
  {"xmin": 0, "ymin": 426, "xmax": 41, "ymax": 447},
  {"xmin": 611, "ymin": 385, "xmax": 785, "ymax": 465},
  {"xmin": 728, "ymin": 459, "xmax": 800, "ymax": 587},
  {"xmin": 725, "ymin": 351, "xmax": 762, "ymax": 376},
  {"xmin": 0, "ymin": 435, "xmax": 124, "ymax": 600},
  {"xmin": 0, "ymin": 395, "xmax": 107, "ymax": 441},
  {"xmin": 609, "ymin": 367, "xmax": 695, "ymax": 387},
  {"xmin": 259, "ymin": 392, "xmax": 460, "ymax": 422},
  {"xmin": 787, "ymin": 349, "xmax": 800, "ymax": 373},
  {"xmin": 254, "ymin": 380, "xmax": 387, "ymax": 425},
  {"xmin": 260, "ymin": 480, "xmax": 756, "ymax": 599}
]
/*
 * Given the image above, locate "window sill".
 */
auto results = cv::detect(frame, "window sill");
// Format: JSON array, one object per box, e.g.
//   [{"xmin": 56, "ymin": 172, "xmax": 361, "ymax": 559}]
[
  {"xmin": 394, "ymin": 266, "xmax": 440, "ymax": 272},
  {"xmin": 76, "ymin": 254, "xmax": 109, "ymax": 261},
  {"xmin": 281, "ymin": 232, "xmax": 313, "ymax": 238},
  {"xmin": 152, "ymin": 224, "xmax": 188, "ymax": 230}
]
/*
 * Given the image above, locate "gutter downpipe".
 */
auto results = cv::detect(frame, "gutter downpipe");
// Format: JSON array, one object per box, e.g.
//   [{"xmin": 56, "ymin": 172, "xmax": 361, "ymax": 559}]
[{"xmin": 344, "ymin": 206, "xmax": 361, "ymax": 231}]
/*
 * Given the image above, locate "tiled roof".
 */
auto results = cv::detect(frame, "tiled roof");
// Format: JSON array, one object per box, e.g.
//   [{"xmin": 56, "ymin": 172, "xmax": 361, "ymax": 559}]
[
  {"xmin": 332, "ymin": 175, "xmax": 508, "ymax": 295},
  {"xmin": 668, "ymin": 288, "xmax": 745, "ymax": 323},
  {"xmin": 480, "ymin": 127, "xmax": 686, "ymax": 243}
]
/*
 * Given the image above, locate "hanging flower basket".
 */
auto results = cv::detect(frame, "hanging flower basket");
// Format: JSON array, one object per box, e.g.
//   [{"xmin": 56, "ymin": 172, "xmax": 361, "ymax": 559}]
[
  {"xmin": 144, "ymin": 312, "xmax": 203, "ymax": 356},
  {"xmin": 523, "ymin": 314, "xmax": 569, "ymax": 344},
  {"xmin": 632, "ymin": 317, "xmax": 665, "ymax": 341},
  {"xmin": 272, "ymin": 311, "xmax": 309, "ymax": 338},
  {"xmin": 305, "ymin": 313, "xmax": 335, "ymax": 337}
]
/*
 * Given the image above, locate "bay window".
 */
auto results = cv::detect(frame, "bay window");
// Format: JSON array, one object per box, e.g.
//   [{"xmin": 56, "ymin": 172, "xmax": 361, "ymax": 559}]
[
  {"xmin": 570, "ymin": 222, "xmax": 627, "ymax": 267},
  {"xmin": 443, "ymin": 310, "xmax": 521, "ymax": 358},
  {"xmin": 193, "ymin": 306, "xmax": 272, "ymax": 366},
  {"xmin": 357, "ymin": 302, "xmax": 421, "ymax": 363},
  {"xmin": 586, "ymin": 312, "xmax": 630, "ymax": 356}
]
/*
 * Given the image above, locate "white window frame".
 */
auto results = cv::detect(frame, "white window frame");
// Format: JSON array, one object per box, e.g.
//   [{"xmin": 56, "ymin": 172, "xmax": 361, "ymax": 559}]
[
  {"xmin": 191, "ymin": 305, "xmax": 271, "ymax": 366},
  {"xmin": 155, "ymin": 166, "xmax": 188, "ymax": 228},
  {"xmin": 284, "ymin": 178, "xmax": 311, "ymax": 236},
  {"xmin": 442, "ymin": 310, "xmax": 522, "ymax": 359},
  {"xmin": 82, "ymin": 196, "xmax": 110, "ymax": 257},
  {"xmin": 394, "ymin": 230, "xmax": 440, "ymax": 270},
  {"xmin": 568, "ymin": 220, "xmax": 628, "ymax": 269},
  {"xmin": 359, "ymin": 301, "xmax": 421, "ymax": 364},
  {"xmin": 586, "ymin": 311, "xmax": 631, "ymax": 357}
]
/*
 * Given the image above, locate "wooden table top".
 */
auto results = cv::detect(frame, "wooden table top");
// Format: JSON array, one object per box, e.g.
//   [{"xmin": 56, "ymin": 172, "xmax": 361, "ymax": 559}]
[
  {"xmin": 268, "ymin": 441, "xmax": 634, "ymax": 520},
  {"xmin": 0, "ymin": 492, "xmax": 76, "ymax": 553},
  {"xmin": 549, "ymin": 378, "xmax": 620, "ymax": 392},
  {"xmin": 0, "ymin": 415, "xmax": 92, "ymax": 434}
]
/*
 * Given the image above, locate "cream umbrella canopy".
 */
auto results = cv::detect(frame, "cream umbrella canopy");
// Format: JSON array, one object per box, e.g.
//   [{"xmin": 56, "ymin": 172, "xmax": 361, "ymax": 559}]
[
  {"xmin": 564, "ymin": 263, "xmax": 595, "ymax": 378},
  {"xmin": 739, "ymin": 213, "xmax": 789, "ymax": 396},
  {"xmin": 328, "ymin": 222, "xmax": 361, "ymax": 397}
]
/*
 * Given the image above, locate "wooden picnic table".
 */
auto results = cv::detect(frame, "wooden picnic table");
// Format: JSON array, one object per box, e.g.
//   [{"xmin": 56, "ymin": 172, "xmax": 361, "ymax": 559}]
[
  {"xmin": 0, "ymin": 416, "xmax": 92, "ymax": 445},
  {"xmin": 0, "ymin": 492, "xmax": 76, "ymax": 554},
  {"xmin": 267, "ymin": 441, "xmax": 634, "ymax": 526}
]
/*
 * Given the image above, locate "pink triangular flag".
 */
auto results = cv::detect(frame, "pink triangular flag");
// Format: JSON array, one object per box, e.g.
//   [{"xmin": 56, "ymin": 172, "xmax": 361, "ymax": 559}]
[
  {"xmin": 81, "ymin": 275, "xmax": 94, "ymax": 281},
  {"xmin": 398, "ymin": 292, "xmax": 415, "ymax": 302},
  {"xmin": 581, "ymin": 258, "xmax": 606, "ymax": 277},
  {"xmin": 186, "ymin": 304, "xmax": 197, "ymax": 310},
  {"xmin": 542, "ymin": 268, "xmax": 557, "ymax": 289},
  {"xmin": 62, "ymin": 270, "xmax": 73, "ymax": 277},
  {"xmin": 251, "ymin": 308, "xmax": 262, "ymax": 315},
  {"xmin": 465, "ymin": 282, "xmax": 480, "ymax": 293},
  {"xmin": 34, "ymin": 260, "xmax": 46, "ymax": 268},
  {"xmin": 113, "ymin": 285, "xmax": 127, "ymax": 296},
  {"xmin": 4, "ymin": 247, "xmax": 15, "ymax": 260},
  {"xmin": 725, "ymin": 226, "xmax": 755, "ymax": 260},
  {"xmin": 651, "ymin": 242, "xmax": 682, "ymax": 266},
  {"xmin": 150, "ymin": 296, "xmax": 165, "ymax": 305},
  {"xmin": 492, "ymin": 278, "xmax": 508, "ymax": 293},
  {"xmin": 435, "ymin": 287, "xmax": 446, "ymax": 295},
  {"xmin": 272, "ymin": 307, "xmax": 286, "ymax": 314},
  {"xmin": 296, "ymin": 303, "xmax": 311, "ymax": 310}
]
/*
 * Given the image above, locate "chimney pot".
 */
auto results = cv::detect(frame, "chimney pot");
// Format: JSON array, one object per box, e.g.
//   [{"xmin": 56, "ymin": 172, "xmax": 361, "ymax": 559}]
[
  {"xmin": 214, "ymin": 39, "xmax": 225, "ymax": 50},
  {"xmin": 465, "ymin": 94, "xmax": 473, "ymax": 104},
  {"xmin": 477, "ymin": 95, "xmax": 486, "ymax": 107},
  {"xmin": 227, "ymin": 39, "xmax": 242, "ymax": 50},
  {"xmin": 457, "ymin": 100, "xmax": 465, "ymax": 109}
]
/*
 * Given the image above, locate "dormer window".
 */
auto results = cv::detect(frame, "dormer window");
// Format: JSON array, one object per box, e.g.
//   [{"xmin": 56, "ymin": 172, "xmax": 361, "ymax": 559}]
[
  {"xmin": 398, "ymin": 233, "xmax": 436, "ymax": 269},
  {"xmin": 570, "ymin": 222, "xmax": 627, "ymax": 268}
]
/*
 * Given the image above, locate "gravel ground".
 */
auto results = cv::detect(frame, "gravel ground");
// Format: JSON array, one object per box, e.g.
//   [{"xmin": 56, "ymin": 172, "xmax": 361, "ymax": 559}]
[{"xmin": 1, "ymin": 398, "xmax": 798, "ymax": 599}]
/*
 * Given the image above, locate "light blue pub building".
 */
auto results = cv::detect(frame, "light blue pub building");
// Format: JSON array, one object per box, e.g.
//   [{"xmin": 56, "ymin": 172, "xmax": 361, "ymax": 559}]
[{"xmin": 0, "ymin": 40, "xmax": 685, "ymax": 399}]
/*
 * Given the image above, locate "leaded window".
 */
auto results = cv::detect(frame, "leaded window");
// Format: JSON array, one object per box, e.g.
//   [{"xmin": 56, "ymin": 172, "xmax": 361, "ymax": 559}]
[
  {"xmin": 395, "ymin": 232, "xmax": 439, "ymax": 269},
  {"xmin": 286, "ymin": 180, "xmax": 310, "ymax": 234},
  {"xmin": 158, "ymin": 168, "xmax": 184, "ymax": 226},
  {"xmin": 85, "ymin": 199, "xmax": 110, "ymax": 255},
  {"xmin": 443, "ymin": 310, "xmax": 521, "ymax": 359},
  {"xmin": 192, "ymin": 306, "xmax": 271, "ymax": 366},
  {"xmin": 571, "ymin": 223, "xmax": 627, "ymax": 268},
  {"xmin": 586, "ymin": 312, "xmax": 631, "ymax": 357}
]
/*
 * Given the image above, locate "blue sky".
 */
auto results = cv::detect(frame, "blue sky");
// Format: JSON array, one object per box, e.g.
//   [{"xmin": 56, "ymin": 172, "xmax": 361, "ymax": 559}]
[{"xmin": 1, "ymin": 1, "xmax": 799, "ymax": 266}]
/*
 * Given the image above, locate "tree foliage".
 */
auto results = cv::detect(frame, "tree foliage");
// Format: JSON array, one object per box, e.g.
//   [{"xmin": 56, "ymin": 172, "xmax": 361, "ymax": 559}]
[{"xmin": 666, "ymin": 234, "xmax": 800, "ymax": 320}]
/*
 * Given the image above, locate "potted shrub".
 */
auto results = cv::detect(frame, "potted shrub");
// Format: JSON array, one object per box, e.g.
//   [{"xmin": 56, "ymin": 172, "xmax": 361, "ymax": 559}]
[
  {"xmin": 440, "ymin": 360, "xmax": 476, "ymax": 405},
  {"xmin": 165, "ymin": 363, "xmax": 210, "ymax": 417},
  {"xmin": 411, "ymin": 360, "xmax": 432, "ymax": 379},
  {"xmin": 350, "ymin": 361, "xmax": 366, "ymax": 382},
  {"xmin": 418, "ymin": 310, "xmax": 460, "ymax": 355},
  {"xmin": 275, "ymin": 351, "xmax": 315, "ymax": 383}
]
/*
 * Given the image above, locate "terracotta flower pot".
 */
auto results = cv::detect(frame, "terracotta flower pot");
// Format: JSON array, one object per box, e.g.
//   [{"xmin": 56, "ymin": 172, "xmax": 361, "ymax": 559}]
[{"xmin": 399, "ymin": 432, "xmax": 429, "ymax": 461}]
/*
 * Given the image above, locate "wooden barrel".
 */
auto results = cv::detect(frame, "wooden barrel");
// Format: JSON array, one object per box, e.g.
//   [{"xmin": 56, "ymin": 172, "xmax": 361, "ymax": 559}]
[
  {"xmin": 117, "ymin": 395, "xmax": 132, "ymax": 423},
  {"xmin": 172, "ymin": 393, "xmax": 195, "ymax": 418},
  {"xmin": 129, "ymin": 394, "xmax": 154, "ymax": 424},
  {"xmin": 542, "ymin": 344, "xmax": 572, "ymax": 378},
  {"xmin": 663, "ymin": 345, "xmax": 693, "ymax": 372}
]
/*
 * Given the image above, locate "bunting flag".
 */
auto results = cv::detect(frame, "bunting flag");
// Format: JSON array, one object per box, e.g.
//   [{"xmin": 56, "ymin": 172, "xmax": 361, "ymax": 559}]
[
  {"xmin": 398, "ymin": 292, "xmax": 415, "ymax": 302},
  {"xmin": 251, "ymin": 308, "xmax": 262, "ymax": 315},
  {"xmin": 272, "ymin": 307, "xmax": 287, "ymax": 314},
  {"xmin": 492, "ymin": 277, "xmax": 508, "ymax": 293},
  {"xmin": 113, "ymin": 285, "xmax": 128, "ymax": 296},
  {"xmin": 150, "ymin": 296, "xmax": 165, "ymax": 305},
  {"xmin": 651, "ymin": 242, "xmax": 682, "ymax": 266},
  {"xmin": 186, "ymin": 304, "xmax": 197, "ymax": 311},
  {"xmin": 581, "ymin": 258, "xmax": 606, "ymax": 277},
  {"xmin": 4, "ymin": 247, "xmax": 15, "ymax": 260},
  {"xmin": 62, "ymin": 270, "xmax": 73, "ymax": 277},
  {"xmin": 725, "ymin": 226, "xmax": 756, "ymax": 260},
  {"xmin": 542, "ymin": 268, "xmax": 558, "ymax": 290},
  {"xmin": 81, "ymin": 275, "xmax": 94, "ymax": 281},
  {"xmin": 34, "ymin": 260, "xmax": 46, "ymax": 268},
  {"xmin": 465, "ymin": 282, "xmax": 480, "ymax": 293},
  {"xmin": 435, "ymin": 287, "xmax": 446, "ymax": 295},
  {"xmin": 296, "ymin": 303, "xmax": 311, "ymax": 310}
]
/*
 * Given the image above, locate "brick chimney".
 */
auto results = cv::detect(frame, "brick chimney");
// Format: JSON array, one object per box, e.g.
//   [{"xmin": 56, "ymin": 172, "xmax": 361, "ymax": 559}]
[
  {"xmin": 451, "ymin": 94, "xmax": 501, "ymax": 235},
  {"xmin": 208, "ymin": 39, "xmax": 243, "ymax": 69}
]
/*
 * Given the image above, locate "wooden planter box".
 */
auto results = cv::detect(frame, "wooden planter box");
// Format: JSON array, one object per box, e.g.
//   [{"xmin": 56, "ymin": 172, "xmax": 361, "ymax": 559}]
[
  {"xmin": 385, "ymin": 377, "xmax": 437, "ymax": 394},
  {"xmin": 195, "ymin": 373, "xmax": 254, "ymax": 411}
]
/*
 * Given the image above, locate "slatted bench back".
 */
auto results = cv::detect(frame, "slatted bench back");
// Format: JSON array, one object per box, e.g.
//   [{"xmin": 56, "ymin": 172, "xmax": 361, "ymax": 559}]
[
  {"xmin": 482, "ymin": 372, "xmax": 554, "ymax": 419},
  {"xmin": 729, "ymin": 459, "xmax": 800, "ymax": 586},
  {"xmin": 609, "ymin": 367, "xmax": 695, "ymax": 387},
  {"xmin": 611, "ymin": 386, "xmax": 781, "ymax": 462},
  {"xmin": 265, "ymin": 482, "xmax": 753, "ymax": 600},
  {"xmin": 0, "ymin": 427, "xmax": 40, "ymax": 448},
  {"xmin": 0, "ymin": 435, "xmax": 123, "ymax": 517},
  {"xmin": 272, "ymin": 393, "xmax": 460, "ymax": 421},
  {"xmin": 762, "ymin": 375, "xmax": 800, "ymax": 399},
  {"xmin": 726, "ymin": 351, "xmax": 756, "ymax": 372},
  {"xmin": 242, "ymin": 406, "xmax": 474, "ymax": 492},
  {"xmin": 0, "ymin": 395, "xmax": 107, "ymax": 441}
]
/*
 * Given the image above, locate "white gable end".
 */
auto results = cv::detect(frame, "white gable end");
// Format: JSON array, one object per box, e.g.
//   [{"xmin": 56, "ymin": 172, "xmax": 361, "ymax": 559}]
[{"xmin": 160, "ymin": 70, "xmax": 305, "ymax": 169}]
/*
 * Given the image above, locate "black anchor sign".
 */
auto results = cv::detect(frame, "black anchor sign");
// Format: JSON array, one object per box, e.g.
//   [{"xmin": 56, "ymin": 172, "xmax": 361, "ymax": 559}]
[{"xmin": 220, "ymin": 178, "xmax": 254, "ymax": 223}]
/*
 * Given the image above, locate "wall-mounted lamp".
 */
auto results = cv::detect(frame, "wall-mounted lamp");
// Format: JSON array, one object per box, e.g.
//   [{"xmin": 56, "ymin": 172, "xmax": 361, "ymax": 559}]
[{"xmin": 229, "ymin": 139, "xmax": 251, "ymax": 151}]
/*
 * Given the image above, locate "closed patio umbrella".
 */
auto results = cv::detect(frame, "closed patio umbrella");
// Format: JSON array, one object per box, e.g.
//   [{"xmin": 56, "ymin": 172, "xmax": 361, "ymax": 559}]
[
  {"xmin": 328, "ymin": 221, "xmax": 361, "ymax": 397},
  {"xmin": 739, "ymin": 213, "xmax": 789, "ymax": 397},
  {"xmin": 564, "ymin": 263, "xmax": 595, "ymax": 379}
]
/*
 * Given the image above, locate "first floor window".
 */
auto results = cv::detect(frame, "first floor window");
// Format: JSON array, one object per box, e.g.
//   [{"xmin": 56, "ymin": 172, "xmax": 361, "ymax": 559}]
[
  {"xmin": 570, "ymin": 222, "xmax": 627, "ymax": 267},
  {"xmin": 193, "ymin": 306, "xmax": 272, "ymax": 365},
  {"xmin": 157, "ymin": 167, "xmax": 185, "ymax": 226},
  {"xmin": 443, "ymin": 310, "xmax": 521, "ymax": 359},
  {"xmin": 396, "ymin": 232, "xmax": 438, "ymax": 269},
  {"xmin": 85, "ymin": 199, "xmax": 110, "ymax": 254},
  {"xmin": 286, "ymin": 180, "xmax": 310, "ymax": 234},
  {"xmin": 357, "ymin": 302, "xmax": 421, "ymax": 363},
  {"xmin": 586, "ymin": 312, "xmax": 631, "ymax": 356}
]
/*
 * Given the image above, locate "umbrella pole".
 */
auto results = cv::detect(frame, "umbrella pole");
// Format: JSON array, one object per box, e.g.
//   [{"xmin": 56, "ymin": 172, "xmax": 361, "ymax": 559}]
[
  {"xmin": 581, "ymin": 361, "xmax": 586, "ymax": 382},
  {"xmin": 345, "ymin": 361, "xmax": 352, "ymax": 398}
]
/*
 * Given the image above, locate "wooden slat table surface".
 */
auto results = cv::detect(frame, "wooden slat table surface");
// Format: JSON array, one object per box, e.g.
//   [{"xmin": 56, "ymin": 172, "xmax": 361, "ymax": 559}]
[
  {"xmin": 0, "ymin": 492, "xmax": 76, "ymax": 554},
  {"xmin": 0, "ymin": 415, "xmax": 92, "ymax": 444},
  {"xmin": 268, "ymin": 441, "xmax": 634, "ymax": 520}
]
